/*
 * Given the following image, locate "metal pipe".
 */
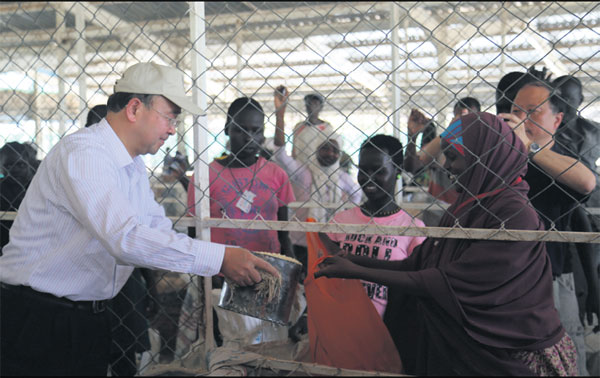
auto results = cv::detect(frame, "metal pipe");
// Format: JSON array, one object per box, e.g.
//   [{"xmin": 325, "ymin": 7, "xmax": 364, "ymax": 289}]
[{"xmin": 189, "ymin": 0, "xmax": 215, "ymax": 355}]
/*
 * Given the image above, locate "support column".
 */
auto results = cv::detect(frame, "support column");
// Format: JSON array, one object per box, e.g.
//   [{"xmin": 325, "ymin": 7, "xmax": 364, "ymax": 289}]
[
  {"xmin": 56, "ymin": 10, "xmax": 67, "ymax": 137},
  {"xmin": 433, "ymin": 23, "xmax": 450, "ymax": 130},
  {"xmin": 435, "ymin": 42, "xmax": 450, "ymax": 130},
  {"xmin": 404, "ymin": 17, "xmax": 410, "ymax": 84},
  {"xmin": 189, "ymin": 0, "xmax": 215, "ymax": 355},
  {"xmin": 391, "ymin": 3, "xmax": 404, "ymax": 204},
  {"xmin": 390, "ymin": 2, "xmax": 402, "ymax": 141},
  {"xmin": 176, "ymin": 47, "xmax": 189, "ymax": 156},
  {"xmin": 31, "ymin": 69, "xmax": 42, "ymax": 150},
  {"xmin": 74, "ymin": 3, "xmax": 87, "ymax": 128},
  {"xmin": 235, "ymin": 20, "xmax": 243, "ymax": 95}
]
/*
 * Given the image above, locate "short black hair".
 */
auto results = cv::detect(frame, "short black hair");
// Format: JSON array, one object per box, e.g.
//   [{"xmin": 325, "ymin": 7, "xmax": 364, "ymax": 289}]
[
  {"xmin": 454, "ymin": 97, "xmax": 481, "ymax": 113},
  {"xmin": 85, "ymin": 105, "xmax": 108, "ymax": 127},
  {"xmin": 0, "ymin": 141, "xmax": 39, "ymax": 175},
  {"xmin": 304, "ymin": 93, "xmax": 324, "ymax": 104},
  {"xmin": 553, "ymin": 75, "xmax": 584, "ymax": 107},
  {"xmin": 0, "ymin": 142, "xmax": 37, "ymax": 162},
  {"xmin": 495, "ymin": 71, "xmax": 533, "ymax": 114},
  {"xmin": 519, "ymin": 80, "xmax": 564, "ymax": 115},
  {"xmin": 106, "ymin": 92, "xmax": 155, "ymax": 113},
  {"xmin": 225, "ymin": 97, "xmax": 264, "ymax": 132},
  {"xmin": 360, "ymin": 134, "xmax": 404, "ymax": 170},
  {"xmin": 496, "ymin": 66, "xmax": 556, "ymax": 115}
]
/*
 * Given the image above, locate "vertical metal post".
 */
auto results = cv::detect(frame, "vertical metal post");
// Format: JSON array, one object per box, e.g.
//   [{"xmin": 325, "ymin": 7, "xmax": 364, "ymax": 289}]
[
  {"xmin": 391, "ymin": 2, "xmax": 403, "ymax": 204},
  {"xmin": 31, "ymin": 70, "xmax": 41, "ymax": 147},
  {"xmin": 391, "ymin": 2, "xmax": 402, "ymax": 141},
  {"xmin": 235, "ymin": 20, "xmax": 243, "ymax": 95},
  {"xmin": 74, "ymin": 3, "xmax": 87, "ymax": 128},
  {"xmin": 176, "ymin": 47, "xmax": 190, "ymax": 156},
  {"xmin": 404, "ymin": 17, "xmax": 410, "ymax": 84},
  {"xmin": 55, "ymin": 9, "xmax": 67, "ymax": 137},
  {"xmin": 500, "ymin": 11, "xmax": 507, "ymax": 74},
  {"xmin": 434, "ymin": 36, "xmax": 449, "ymax": 129},
  {"xmin": 189, "ymin": 0, "xmax": 215, "ymax": 354}
]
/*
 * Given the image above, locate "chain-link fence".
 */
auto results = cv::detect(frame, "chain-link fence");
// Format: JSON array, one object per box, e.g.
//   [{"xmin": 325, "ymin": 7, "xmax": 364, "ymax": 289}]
[{"xmin": 1, "ymin": 1, "xmax": 599, "ymax": 375}]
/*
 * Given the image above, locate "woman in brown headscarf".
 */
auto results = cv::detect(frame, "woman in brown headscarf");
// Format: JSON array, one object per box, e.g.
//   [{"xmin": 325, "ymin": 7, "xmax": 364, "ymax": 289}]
[{"xmin": 315, "ymin": 112, "xmax": 577, "ymax": 376}]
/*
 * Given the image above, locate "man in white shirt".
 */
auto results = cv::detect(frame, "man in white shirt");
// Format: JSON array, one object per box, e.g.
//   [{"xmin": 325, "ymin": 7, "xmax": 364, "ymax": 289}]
[{"xmin": 0, "ymin": 62, "xmax": 277, "ymax": 376}]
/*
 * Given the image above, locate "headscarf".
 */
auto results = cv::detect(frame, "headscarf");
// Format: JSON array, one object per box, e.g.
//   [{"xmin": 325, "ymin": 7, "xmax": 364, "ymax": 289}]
[
  {"xmin": 305, "ymin": 125, "xmax": 343, "ymax": 223},
  {"xmin": 385, "ymin": 112, "xmax": 564, "ymax": 375},
  {"xmin": 440, "ymin": 118, "xmax": 465, "ymax": 155}
]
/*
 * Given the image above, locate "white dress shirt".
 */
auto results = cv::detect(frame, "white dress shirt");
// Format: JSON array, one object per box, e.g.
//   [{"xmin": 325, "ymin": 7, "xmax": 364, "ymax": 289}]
[{"xmin": 0, "ymin": 119, "xmax": 224, "ymax": 300}]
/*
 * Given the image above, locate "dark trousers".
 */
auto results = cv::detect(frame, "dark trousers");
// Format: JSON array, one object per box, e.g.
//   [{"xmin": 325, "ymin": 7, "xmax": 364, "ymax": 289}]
[{"xmin": 0, "ymin": 285, "xmax": 111, "ymax": 376}]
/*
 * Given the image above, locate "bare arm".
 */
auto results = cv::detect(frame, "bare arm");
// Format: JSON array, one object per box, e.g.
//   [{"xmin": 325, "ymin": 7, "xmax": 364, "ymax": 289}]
[
  {"xmin": 277, "ymin": 206, "xmax": 294, "ymax": 259},
  {"xmin": 317, "ymin": 231, "xmax": 414, "ymax": 271},
  {"xmin": 404, "ymin": 110, "xmax": 441, "ymax": 173},
  {"xmin": 314, "ymin": 255, "xmax": 427, "ymax": 296},
  {"xmin": 404, "ymin": 117, "xmax": 426, "ymax": 174},
  {"xmin": 501, "ymin": 112, "xmax": 596, "ymax": 195},
  {"xmin": 274, "ymin": 85, "xmax": 289, "ymax": 147},
  {"xmin": 317, "ymin": 232, "xmax": 344, "ymax": 255},
  {"xmin": 529, "ymin": 148, "xmax": 596, "ymax": 195},
  {"xmin": 346, "ymin": 254, "xmax": 412, "ymax": 271},
  {"xmin": 418, "ymin": 137, "xmax": 442, "ymax": 165},
  {"xmin": 404, "ymin": 133, "xmax": 425, "ymax": 174}
]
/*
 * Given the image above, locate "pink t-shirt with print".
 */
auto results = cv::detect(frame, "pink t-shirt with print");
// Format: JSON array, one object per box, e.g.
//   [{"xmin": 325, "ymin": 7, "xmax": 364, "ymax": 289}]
[
  {"xmin": 327, "ymin": 206, "xmax": 426, "ymax": 317},
  {"xmin": 188, "ymin": 156, "xmax": 295, "ymax": 253}
]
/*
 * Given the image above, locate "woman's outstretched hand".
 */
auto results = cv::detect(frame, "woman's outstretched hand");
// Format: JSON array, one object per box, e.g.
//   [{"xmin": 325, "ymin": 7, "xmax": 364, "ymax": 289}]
[{"xmin": 314, "ymin": 255, "xmax": 359, "ymax": 279}]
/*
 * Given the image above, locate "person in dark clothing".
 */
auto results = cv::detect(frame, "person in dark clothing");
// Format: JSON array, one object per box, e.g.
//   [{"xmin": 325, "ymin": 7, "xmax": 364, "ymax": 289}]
[
  {"xmin": 500, "ymin": 75, "xmax": 596, "ymax": 376},
  {"xmin": 0, "ymin": 142, "xmax": 39, "ymax": 251},
  {"xmin": 316, "ymin": 113, "xmax": 577, "ymax": 375},
  {"xmin": 86, "ymin": 104, "xmax": 108, "ymax": 127},
  {"xmin": 553, "ymin": 75, "xmax": 600, "ymax": 375},
  {"xmin": 453, "ymin": 96, "xmax": 481, "ymax": 118}
]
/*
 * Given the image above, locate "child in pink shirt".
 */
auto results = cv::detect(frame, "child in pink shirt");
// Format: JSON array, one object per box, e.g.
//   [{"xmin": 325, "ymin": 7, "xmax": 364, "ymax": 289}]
[
  {"xmin": 188, "ymin": 97, "xmax": 295, "ymax": 256},
  {"xmin": 323, "ymin": 134, "xmax": 425, "ymax": 317}
]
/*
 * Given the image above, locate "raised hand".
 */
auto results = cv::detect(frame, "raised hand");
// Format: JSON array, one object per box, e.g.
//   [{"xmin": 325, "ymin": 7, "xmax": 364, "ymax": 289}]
[
  {"xmin": 498, "ymin": 112, "xmax": 531, "ymax": 150},
  {"xmin": 274, "ymin": 85, "xmax": 289, "ymax": 113},
  {"xmin": 407, "ymin": 109, "xmax": 428, "ymax": 137}
]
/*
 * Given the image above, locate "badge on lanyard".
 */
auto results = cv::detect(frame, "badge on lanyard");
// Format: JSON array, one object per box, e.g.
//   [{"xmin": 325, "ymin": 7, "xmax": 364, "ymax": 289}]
[{"xmin": 235, "ymin": 190, "xmax": 256, "ymax": 214}]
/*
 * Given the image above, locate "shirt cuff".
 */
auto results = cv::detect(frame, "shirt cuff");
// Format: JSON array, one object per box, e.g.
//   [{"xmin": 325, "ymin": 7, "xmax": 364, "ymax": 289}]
[{"xmin": 191, "ymin": 240, "xmax": 226, "ymax": 276}]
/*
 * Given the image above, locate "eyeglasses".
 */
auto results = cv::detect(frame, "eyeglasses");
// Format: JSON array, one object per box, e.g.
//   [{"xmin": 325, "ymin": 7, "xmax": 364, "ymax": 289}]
[{"xmin": 152, "ymin": 107, "xmax": 180, "ymax": 128}]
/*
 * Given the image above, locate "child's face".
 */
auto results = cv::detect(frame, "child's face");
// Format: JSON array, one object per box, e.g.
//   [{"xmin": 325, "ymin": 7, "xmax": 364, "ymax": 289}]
[
  {"xmin": 316, "ymin": 140, "xmax": 340, "ymax": 167},
  {"xmin": 306, "ymin": 99, "xmax": 323, "ymax": 117},
  {"xmin": 357, "ymin": 148, "xmax": 397, "ymax": 203},
  {"xmin": 227, "ymin": 110, "xmax": 265, "ymax": 159}
]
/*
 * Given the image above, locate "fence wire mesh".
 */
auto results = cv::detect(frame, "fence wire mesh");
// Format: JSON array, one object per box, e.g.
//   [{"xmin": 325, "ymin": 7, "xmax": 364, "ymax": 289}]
[{"xmin": 1, "ymin": 1, "xmax": 599, "ymax": 375}]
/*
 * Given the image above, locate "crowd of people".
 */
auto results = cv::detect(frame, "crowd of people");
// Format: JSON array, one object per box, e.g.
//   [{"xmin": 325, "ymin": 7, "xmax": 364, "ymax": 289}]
[{"xmin": 0, "ymin": 61, "xmax": 598, "ymax": 376}]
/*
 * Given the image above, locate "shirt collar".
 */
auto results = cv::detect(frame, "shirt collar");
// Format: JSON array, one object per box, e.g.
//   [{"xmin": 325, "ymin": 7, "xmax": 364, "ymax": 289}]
[{"xmin": 97, "ymin": 118, "xmax": 135, "ymax": 169}]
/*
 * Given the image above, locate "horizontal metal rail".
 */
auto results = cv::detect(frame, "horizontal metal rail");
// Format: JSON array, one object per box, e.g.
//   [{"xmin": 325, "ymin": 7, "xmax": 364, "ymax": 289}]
[{"xmin": 2, "ymin": 211, "xmax": 598, "ymax": 243}]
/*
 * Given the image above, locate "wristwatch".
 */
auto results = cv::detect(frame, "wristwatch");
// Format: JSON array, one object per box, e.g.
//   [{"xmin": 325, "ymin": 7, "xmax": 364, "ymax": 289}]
[{"xmin": 528, "ymin": 142, "xmax": 541, "ymax": 160}]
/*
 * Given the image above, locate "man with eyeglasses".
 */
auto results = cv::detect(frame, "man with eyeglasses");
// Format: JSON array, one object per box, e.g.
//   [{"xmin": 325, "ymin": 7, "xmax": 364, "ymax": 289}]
[
  {"xmin": 499, "ymin": 70, "xmax": 596, "ymax": 376},
  {"xmin": 0, "ymin": 62, "xmax": 278, "ymax": 376}
]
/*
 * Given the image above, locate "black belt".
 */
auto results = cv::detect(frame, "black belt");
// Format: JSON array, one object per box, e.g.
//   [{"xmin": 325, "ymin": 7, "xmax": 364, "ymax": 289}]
[{"xmin": 0, "ymin": 283, "xmax": 107, "ymax": 314}]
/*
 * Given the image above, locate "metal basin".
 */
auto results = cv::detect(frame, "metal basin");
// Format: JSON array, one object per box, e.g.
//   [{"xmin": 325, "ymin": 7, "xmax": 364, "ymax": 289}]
[{"xmin": 218, "ymin": 252, "xmax": 302, "ymax": 325}]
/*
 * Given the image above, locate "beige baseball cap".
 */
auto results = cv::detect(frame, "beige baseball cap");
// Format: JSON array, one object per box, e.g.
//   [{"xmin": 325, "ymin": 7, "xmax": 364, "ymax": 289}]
[{"xmin": 114, "ymin": 62, "xmax": 202, "ymax": 115}]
